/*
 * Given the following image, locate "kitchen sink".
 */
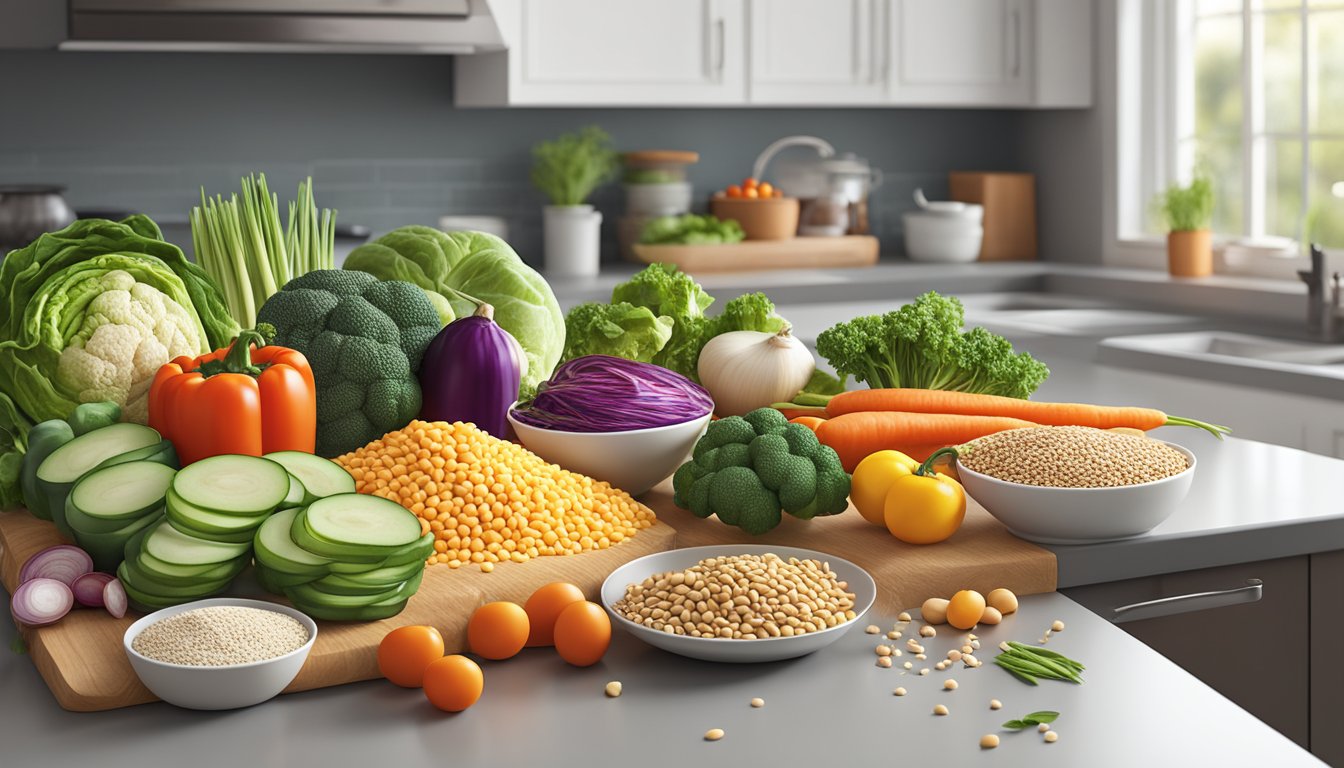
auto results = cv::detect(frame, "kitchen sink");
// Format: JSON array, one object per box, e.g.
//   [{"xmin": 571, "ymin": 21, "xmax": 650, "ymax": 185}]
[{"xmin": 1103, "ymin": 331, "xmax": 1344, "ymax": 368}]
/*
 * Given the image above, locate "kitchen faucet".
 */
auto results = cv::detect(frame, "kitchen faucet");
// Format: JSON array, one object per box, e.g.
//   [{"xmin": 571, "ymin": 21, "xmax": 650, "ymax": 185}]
[{"xmin": 1297, "ymin": 244, "xmax": 1342, "ymax": 342}]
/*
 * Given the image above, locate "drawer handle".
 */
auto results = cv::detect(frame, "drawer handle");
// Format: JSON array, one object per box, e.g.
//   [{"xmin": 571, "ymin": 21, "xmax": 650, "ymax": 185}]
[{"xmin": 1112, "ymin": 579, "xmax": 1262, "ymax": 623}]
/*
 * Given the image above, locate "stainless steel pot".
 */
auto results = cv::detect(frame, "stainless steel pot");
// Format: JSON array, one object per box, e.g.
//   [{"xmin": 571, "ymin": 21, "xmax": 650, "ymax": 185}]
[
  {"xmin": 752, "ymin": 136, "xmax": 882, "ymax": 235},
  {"xmin": 0, "ymin": 185, "xmax": 77, "ymax": 254}
]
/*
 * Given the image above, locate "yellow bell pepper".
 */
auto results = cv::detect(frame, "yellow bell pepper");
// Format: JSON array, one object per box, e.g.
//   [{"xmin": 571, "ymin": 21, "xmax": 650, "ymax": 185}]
[{"xmin": 882, "ymin": 447, "xmax": 966, "ymax": 545}]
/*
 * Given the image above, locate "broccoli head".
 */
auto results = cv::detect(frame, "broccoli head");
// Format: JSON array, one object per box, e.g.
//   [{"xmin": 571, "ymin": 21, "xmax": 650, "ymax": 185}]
[
  {"xmin": 814, "ymin": 291, "xmax": 1049, "ymax": 398},
  {"xmin": 257, "ymin": 269, "xmax": 441, "ymax": 457},
  {"xmin": 672, "ymin": 408, "xmax": 850, "ymax": 534}
]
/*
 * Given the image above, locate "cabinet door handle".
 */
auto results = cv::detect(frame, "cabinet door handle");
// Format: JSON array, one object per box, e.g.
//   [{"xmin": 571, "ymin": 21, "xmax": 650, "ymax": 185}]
[
  {"xmin": 715, "ymin": 16, "xmax": 726, "ymax": 80},
  {"xmin": 1010, "ymin": 7, "xmax": 1022, "ymax": 78},
  {"xmin": 1111, "ymin": 579, "xmax": 1263, "ymax": 624}
]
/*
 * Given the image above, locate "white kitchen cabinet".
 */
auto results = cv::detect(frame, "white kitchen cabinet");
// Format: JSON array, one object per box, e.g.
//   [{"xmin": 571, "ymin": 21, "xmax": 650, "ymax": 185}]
[
  {"xmin": 747, "ymin": 0, "xmax": 888, "ymax": 105},
  {"xmin": 455, "ymin": 0, "xmax": 746, "ymax": 106},
  {"xmin": 887, "ymin": 0, "xmax": 1032, "ymax": 106}
]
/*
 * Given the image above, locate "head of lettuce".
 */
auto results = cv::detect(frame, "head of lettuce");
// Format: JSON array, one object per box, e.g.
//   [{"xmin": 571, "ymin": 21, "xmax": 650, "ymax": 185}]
[
  {"xmin": 343, "ymin": 227, "xmax": 565, "ymax": 396},
  {"xmin": 0, "ymin": 216, "xmax": 238, "ymax": 507}
]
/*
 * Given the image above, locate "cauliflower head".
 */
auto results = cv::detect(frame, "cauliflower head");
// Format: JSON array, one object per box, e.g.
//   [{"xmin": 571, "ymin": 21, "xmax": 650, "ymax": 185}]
[{"xmin": 56, "ymin": 270, "xmax": 204, "ymax": 423}]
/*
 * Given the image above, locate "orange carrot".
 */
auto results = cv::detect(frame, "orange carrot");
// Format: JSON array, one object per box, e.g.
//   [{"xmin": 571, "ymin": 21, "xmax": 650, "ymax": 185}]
[
  {"xmin": 776, "ymin": 407, "xmax": 826, "ymax": 421},
  {"xmin": 820, "ymin": 389, "xmax": 1229, "ymax": 437},
  {"xmin": 788, "ymin": 416, "xmax": 827, "ymax": 431},
  {"xmin": 814, "ymin": 411, "xmax": 1038, "ymax": 472}
]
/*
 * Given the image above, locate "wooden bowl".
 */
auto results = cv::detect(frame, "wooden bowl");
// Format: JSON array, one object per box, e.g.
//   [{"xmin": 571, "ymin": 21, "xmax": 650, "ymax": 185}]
[{"xmin": 710, "ymin": 196, "xmax": 800, "ymax": 241}]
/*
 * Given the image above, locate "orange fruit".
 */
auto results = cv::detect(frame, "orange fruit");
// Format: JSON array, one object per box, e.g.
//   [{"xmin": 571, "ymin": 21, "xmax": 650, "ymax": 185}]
[
  {"xmin": 758, "ymin": 182, "xmax": 774, "ymax": 197},
  {"xmin": 553, "ymin": 600, "xmax": 611, "ymax": 667},
  {"xmin": 423, "ymin": 655, "xmax": 484, "ymax": 712},
  {"xmin": 524, "ymin": 582, "xmax": 586, "ymax": 647},
  {"xmin": 946, "ymin": 590, "xmax": 987, "ymax": 630},
  {"xmin": 378, "ymin": 625, "xmax": 445, "ymax": 687},
  {"xmin": 467, "ymin": 601, "xmax": 530, "ymax": 660},
  {"xmin": 743, "ymin": 177, "xmax": 759, "ymax": 189},
  {"xmin": 744, "ymin": 187, "xmax": 760, "ymax": 199},
  {"xmin": 726, "ymin": 184, "xmax": 743, "ymax": 198}
]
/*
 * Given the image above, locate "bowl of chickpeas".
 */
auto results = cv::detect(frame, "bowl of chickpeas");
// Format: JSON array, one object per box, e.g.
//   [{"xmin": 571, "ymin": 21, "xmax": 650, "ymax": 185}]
[{"xmin": 601, "ymin": 544, "xmax": 876, "ymax": 663}]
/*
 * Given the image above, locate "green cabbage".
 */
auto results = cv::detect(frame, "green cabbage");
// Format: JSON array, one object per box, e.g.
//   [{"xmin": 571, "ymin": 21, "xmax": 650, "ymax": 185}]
[
  {"xmin": 343, "ymin": 227, "xmax": 565, "ymax": 394},
  {"xmin": 0, "ymin": 216, "xmax": 239, "ymax": 507}
]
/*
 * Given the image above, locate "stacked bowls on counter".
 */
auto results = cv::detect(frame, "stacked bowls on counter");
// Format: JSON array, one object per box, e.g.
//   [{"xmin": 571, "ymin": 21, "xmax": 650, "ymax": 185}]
[
  {"xmin": 617, "ymin": 150, "xmax": 699, "ymax": 260},
  {"xmin": 902, "ymin": 188, "xmax": 984, "ymax": 263}
]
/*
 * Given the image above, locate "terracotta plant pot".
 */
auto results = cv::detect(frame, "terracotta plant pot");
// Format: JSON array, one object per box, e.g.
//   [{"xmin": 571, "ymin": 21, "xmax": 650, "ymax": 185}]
[{"xmin": 1167, "ymin": 229, "xmax": 1213, "ymax": 277}]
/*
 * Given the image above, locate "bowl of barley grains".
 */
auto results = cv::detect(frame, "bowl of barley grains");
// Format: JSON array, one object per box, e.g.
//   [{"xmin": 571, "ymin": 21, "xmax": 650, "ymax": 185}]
[{"xmin": 955, "ymin": 426, "xmax": 1196, "ymax": 545}]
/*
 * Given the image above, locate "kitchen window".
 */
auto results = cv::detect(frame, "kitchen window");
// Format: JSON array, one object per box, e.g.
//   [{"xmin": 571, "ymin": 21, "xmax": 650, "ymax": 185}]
[{"xmin": 1119, "ymin": 0, "xmax": 1344, "ymax": 255}]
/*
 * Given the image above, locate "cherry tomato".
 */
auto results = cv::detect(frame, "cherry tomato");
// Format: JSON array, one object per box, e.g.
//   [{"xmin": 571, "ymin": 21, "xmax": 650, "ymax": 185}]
[
  {"xmin": 725, "ymin": 184, "xmax": 743, "ymax": 198},
  {"xmin": 773, "ymin": 187, "xmax": 784, "ymax": 198},
  {"xmin": 468, "ymin": 601, "xmax": 530, "ymax": 660},
  {"xmin": 553, "ymin": 600, "xmax": 611, "ymax": 667},
  {"xmin": 742, "ymin": 177, "xmax": 759, "ymax": 189},
  {"xmin": 758, "ymin": 182, "xmax": 774, "ymax": 197},
  {"xmin": 423, "ymin": 655, "xmax": 484, "ymax": 712},
  {"xmin": 744, "ymin": 187, "xmax": 760, "ymax": 199},
  {"xmin": 524, "ymin": 582, "xmax": 586, "ymax": 647},
  {"xmin": 378, "ymin": 625, "xmax": 444, "ymax": 688}
]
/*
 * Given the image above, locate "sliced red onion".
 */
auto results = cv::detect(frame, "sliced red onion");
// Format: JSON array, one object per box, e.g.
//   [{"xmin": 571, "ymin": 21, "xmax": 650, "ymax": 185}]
[
  {"xmin": 102, "ymin": 579, "xmax": 127, "ymax": 619},
  {"xmin": 19, "ymin": 545, "xmax": 94, "ymax": 587},
  {"xmin": 71, "ymin": 572, "xmax": 115, "ymax": 608},
  {"xmin": 11, "ymin": 578, "xmax": 74, "ymax": 626}
]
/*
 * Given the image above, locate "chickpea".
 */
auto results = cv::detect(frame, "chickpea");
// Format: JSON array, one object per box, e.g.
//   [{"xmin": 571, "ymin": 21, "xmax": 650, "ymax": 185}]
[
  {"xmin": 921, "ymin": 598, "xmax": 949, "ymax": 625},
  {"xmin": 980, "ymin": 734, "xmax": 1000, "ymax": 749}
]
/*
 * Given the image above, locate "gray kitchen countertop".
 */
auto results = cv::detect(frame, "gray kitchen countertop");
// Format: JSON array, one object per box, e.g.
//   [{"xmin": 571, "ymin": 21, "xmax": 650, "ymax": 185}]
[{"xmin": 0, "ymin": 592, "xmax": 1319, "ymax": 767}]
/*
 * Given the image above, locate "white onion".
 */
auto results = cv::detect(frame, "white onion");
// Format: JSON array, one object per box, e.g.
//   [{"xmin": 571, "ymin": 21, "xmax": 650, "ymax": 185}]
[{"xmin": 697, "ymin": 326, "xmax": 815, "ymax": 417}]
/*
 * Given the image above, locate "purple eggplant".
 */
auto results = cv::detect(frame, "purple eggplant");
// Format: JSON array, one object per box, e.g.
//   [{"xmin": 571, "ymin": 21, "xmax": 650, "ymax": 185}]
[{"xmin": 419, "ymin": 303, "xmax": 524, "ymax": 437}]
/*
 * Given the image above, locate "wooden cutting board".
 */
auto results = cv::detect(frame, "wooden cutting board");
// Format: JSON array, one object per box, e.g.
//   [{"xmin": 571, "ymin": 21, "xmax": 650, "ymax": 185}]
[
  {"xmin": 633, "ymin": 235, "xmax": 879, "ymax": 273},
  {"xmin": 0, "ymin": 509, "xmax": 676, "ymax": 712},
  {"xmin": 639, "ymin": 480, "xmax": 1057, "ymax": 617}
]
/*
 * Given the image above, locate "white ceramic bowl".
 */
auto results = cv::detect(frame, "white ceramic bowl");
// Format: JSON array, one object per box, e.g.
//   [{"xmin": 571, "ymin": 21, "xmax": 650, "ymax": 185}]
[
  {"xmin": 902, "ymin": 210, "xmax": 984, "ymax": 263},
  {"xmin": 507, "ymin": 411, "xmax": 711, "ymax": 496},
  {"xmin": 124, "ymin": 597, "xmax": 317, "ymax": 710},
  {"xmin": 956, "ymin": 442, "xmax": 1197, "ymax": 545},
  {"xmin": 601, "ymin": 544, "xmax": 876, "ymax": 663}
]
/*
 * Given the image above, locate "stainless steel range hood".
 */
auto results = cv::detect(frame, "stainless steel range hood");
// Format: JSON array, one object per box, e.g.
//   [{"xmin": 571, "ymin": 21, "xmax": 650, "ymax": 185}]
[{"xmin": 62, "ymin": 0, "xmax": 504, "ymax": 54}]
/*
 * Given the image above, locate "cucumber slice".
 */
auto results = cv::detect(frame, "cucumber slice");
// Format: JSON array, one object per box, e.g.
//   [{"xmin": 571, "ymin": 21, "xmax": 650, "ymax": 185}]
[
  {"xmin": 287, "ymin": 568, "xmax": 423, "ymax": 608},
  {"xmin": 292, "ymin": 596, "xmax": 412, "ymax": 622},
  {"xmin": 255, "ymin": 564, "xmax": 319, "ymax": 592},
  {"xmin": 254, "ymin": 508, "xmax": 333, "ymax": 576},
  {"xmin": 95, "ymin": 439, "xmax": 178, "ymax": 471},
  {"xmin": 120, "ymin": 559, "xmax": 235, "ymax": 598},
  {"xmin": 325, "ymin": 532, "xmax": 434, "ymax": 574},
  {"xmin": 304, "ymin": 494, "xmax": 422, "ymax": 548},
  {"xmin": 65, "ymin": 496, "xmax": 153, "ymax": 535},
  {"xmin": 36, "ymin": 423, "xmax": 161, "ymax": 538},
  {"xmin": 172, "ymin": 455, "xmax": 291, "ymax": 516},
  {"xmin": 165, "ymin": 488, "xmax": 269, "ymax": 535},
  {"xmin": 70, "ymin": 510, "xmax": 162, "ymax": 571},
  {"xmin": 312, "ymin": 560, "xmax": 425, "ymax": 596},
  {"xmin": 117, "ymin": 562, "xmax": 229, "ymax": 610},
  {"xmin": 70, "ymin": 461, "xmax": 176, "ymax": 522},
  {"xmin": 165, "ymin": 516, "xmax": 259, "ymax": 544},
  {"xmin": 125, "ymin": 530, "xmax": 247, "ymax": 585},
  {"xmin": 143, "ymin": 520, "xmax": 250, "ymax": 566},
  {"xmin": 264, "ymin": 451, "xmax": 356, "ymax": 501},
  {"xmin": 280, "ymin": 474, "xmax": 306, "ymax": 509}
]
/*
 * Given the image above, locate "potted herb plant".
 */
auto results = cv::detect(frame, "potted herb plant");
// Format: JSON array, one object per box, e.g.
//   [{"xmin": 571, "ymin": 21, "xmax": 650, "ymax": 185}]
[
  {"xmin": 532, "ymin": 125, "xmax": 619, "ymax": 277},
  {"xmin": 1157, "ymin": 174, "xmax": 1215, "ymax": 277}
]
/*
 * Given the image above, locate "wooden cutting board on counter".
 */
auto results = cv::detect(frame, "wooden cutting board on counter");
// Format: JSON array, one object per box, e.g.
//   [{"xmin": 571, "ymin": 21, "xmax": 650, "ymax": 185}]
[
  {"xmin": 0, "ymin": 509, "xmax": 676, "ymax": 712},
  {"xmin": 639, "ymin": 480, "xmax": 1057, "ymax": 617},
  {"xmin": 632, "ymin": 235, "xmax": 878, "ymax": 273}
]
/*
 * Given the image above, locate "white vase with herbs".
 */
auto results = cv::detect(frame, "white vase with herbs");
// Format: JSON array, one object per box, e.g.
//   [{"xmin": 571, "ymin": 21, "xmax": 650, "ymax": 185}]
[{"xmin": 532, "ymin": 125, "xmax": 618, "ymax": 277}]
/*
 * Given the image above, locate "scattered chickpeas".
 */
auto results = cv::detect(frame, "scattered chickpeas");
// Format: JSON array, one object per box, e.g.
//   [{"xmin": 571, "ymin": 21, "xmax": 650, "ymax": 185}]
[
  {"xmin": 903, "ymin": 661, "xmax": 913, "ymax": 670},
  {"xmin": 963, "ymin": 654, "xmax": 980, "ymax": 667},
  {"xmin": 1038, "ymin": 723, "xmax": 1051, "ymax": 733},
  {"xmin": 919, "ymin": 625, "xmax": 937, "ymax": 638},
  {"xmin": 886, "ymin": 630, "xmax": 901, "ymax": 640},
  {"xmin": 1052, "ymin": 620, "xmax": 1066, "ymax": 632},
  {"xmin": 986, "ymin": 588, "xmax": 1019, "ymax": 616},
  {"xmin": 750, "ymin": 697, "xmax": 765, "ymax": 708},
  {"xmin": 876, "ymin": 644, "xmax": 893, "ymax": 657},
  {"xmin": 935, "ymin": 661, "xmax": 948, "ymax": 671},
  {"xmin": 705, "ymin": 728, "xmax": 725, "ymax": 742},
  {"xmin": 989, "ymin": 699, "xmax": 1003, "ymax": 710},
  {"xmin": 968, "ymin": 633, "xmax": 978, "ymax": 640},
  {"xmin": 980, "ymin": 734, "xmax": 1000, "ymax": 749},
  {"xmin": 947, "ymin": 649, "xmax": 963, "ymax": 661},
  {"xmin": 1044, "ymin": 731, "xmax": 1059, "ymax": 743},
  {"xmin": 898, "ymin": 611, "xmax": 912, "ymax": 622},
  {"xmin": 877, "ymin": 657, "xmax": 893, "ymax": 668},
  {"xmin": 604, "ymin": 681, "xmax": 623, "ymax": 698},
  {"xmin": 907, "ymin": 639, "xmax": 925, "ymax": 654},
  {"xmin": 894, "ymin": 687, "xmax": 908, "ymax": 696},
  {"xmin": 919, "ymin": 668, "xmax": 930, "ymax": 676},
  {"xmin": 865, "ymin": 625, "xmax": 881, "ymax": 634},
  {"xmin": 915, "ymin": 653, "xmax": 927, "ymax": 660},
  {"xmin": 894, "ymin": 649, "xmax": 903, "ymax": 657},
  {"xmin": 921, "ymin": 598, "xmax": 949, "ymax": 625},
  {"xmin": 979, "ymin": 606, "xmax": 1003, "ymax": 625},
  {"xmin": 961, "ymin": 644, "xmax": 974, "ymax": 655},
  {"xmin": 933, "ymin": 704, "xmax": 949, "ymax": 716},
  {"xmin": 944, "ymin": 679, "xmax": 959, "ymax": 691},
  {"xmin": 970, "ymin": 639, "xmax": 981, "ymax": 650}
]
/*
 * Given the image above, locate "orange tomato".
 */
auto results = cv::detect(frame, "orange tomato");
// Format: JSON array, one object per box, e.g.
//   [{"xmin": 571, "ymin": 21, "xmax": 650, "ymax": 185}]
[
  {"xmin": 467, "ymin": 601, "xmax": 530, "ymax": 660},
  {"xmin": 946, "ymin": 590, "xmax": 987, "ymax": 631},
  {"xmin": 378, "ymin": 625, "xmax": 445, "ymax": 687},
  {"xmin": 553, "ymin": 600, "xmax": 611, "ymax": 667},
  {"xmin": 423, "ymin": 655, "xmax": 484, "ymax": 712},
  {"xmin": 524, "ymin": 582, "xmax": 586, "ymax": 647},
  {"xmin": 758, "ymin": 182, "xmax": 774, "ymax": 197},
  {"xmin": 742, "ymin": 177, "xmax": 759, "ymax": 189},
  {"xmin": 743, "ymin": 187, "xmax": 760, "ymax": 199},
  {"xmin": 773, "ymin": 187, "xmax": 784, "ymax": 198},
  {"xmin": 725, "ymin": 184, "xmax": 743, "ymax": 198}
]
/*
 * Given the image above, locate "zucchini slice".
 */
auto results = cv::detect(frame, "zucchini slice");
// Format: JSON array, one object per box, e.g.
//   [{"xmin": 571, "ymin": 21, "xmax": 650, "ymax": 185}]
[
  {"xmin": 69, "ymin": 461, "xmax": 176, "ymax": 522},
  {"xmin": 263, "ymin": 451, "xmax": 356, "ymax": 501},
  {"xmin": 142, "ymin": 520, "xmax": 250, "ymax": 566},
  {"xmin": 172, "ymin": 454, "xmax": 291, "ymax": 516}
]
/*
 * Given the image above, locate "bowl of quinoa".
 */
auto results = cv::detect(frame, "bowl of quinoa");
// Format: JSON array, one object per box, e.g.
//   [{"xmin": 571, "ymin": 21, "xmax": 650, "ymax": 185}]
[
  {"xmin": 123, "ymin": 597, "xmax": 317, "ymax": 710},
  {"xmin": 954, "ymin": 426, "xmax": 1196, "ymax": 545}
]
